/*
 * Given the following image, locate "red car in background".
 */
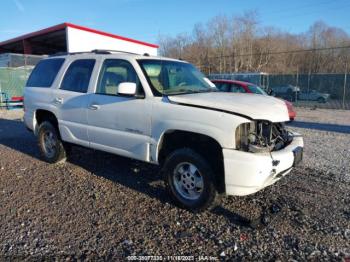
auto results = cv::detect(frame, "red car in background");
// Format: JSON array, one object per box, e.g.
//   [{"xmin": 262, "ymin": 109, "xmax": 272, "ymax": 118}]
[{"xmin": 212, "ymin": 79, "xmax": 296, "ymax": 121}]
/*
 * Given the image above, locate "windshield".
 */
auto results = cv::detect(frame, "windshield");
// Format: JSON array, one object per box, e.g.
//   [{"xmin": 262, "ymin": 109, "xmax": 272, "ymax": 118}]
[
  {"xmin": 247, "ymin": 84, "xmax": 267, "ymax": 95},
  {"xmin": 138, "ymin": 59, "xmax": 215, "ymax": 95}
]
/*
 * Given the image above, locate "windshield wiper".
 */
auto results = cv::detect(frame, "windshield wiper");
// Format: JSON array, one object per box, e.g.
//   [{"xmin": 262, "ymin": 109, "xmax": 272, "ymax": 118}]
[{"xmin": 165, "ymin": 89, "xmax": 211, "ymax": 95}]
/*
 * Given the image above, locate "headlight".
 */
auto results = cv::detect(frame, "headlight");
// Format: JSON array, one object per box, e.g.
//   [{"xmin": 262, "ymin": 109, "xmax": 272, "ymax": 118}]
[
  {"xmin": 235, "ymin": 121, "xmax": 292, "ymax": 152},
  {"xmin": 235, "ymin": 122, "xmax": 254, "ymax": 151}
]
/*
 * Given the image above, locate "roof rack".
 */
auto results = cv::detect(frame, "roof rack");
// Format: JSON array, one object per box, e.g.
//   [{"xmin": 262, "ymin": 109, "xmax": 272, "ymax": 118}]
[
  {"xmin": 50, "ymin": 49, "xmax": 150, "ymax": 57},
  {"xmin": 91, "ymin": 49, "xmax": 138, "ymax": 55},
  {"xmin": 49, "ymin": 51, "xmax": 91, "ymax": 57}
]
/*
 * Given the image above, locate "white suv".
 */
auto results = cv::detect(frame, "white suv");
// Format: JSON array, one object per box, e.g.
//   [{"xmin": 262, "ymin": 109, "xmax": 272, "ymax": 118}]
[{"xmin": 24, "ymin": 50, "xmax": 303, "ymax": 212}]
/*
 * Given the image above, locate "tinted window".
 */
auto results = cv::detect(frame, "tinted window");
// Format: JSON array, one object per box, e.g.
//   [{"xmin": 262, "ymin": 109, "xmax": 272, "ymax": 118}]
[
  {"xmin": 61, "ymin": 59, "xmax": 95, "ymax": 93},
  {"xmin": 215, "ymin": 82, "xmax": 230, "ymax": 92},
  {"xmin": 231, "ymin": 84, "xmax": 246, "ymax": 93},
  {"xmin": 214, "ymin": 82, "xmax": 222, "ymax": 89},
  {"xmin": 26, "ymin": 58, "xmax": 64, "ymax": 87},
  {"xmin": 96, "ymin": 59, "xmax": 142, "ymax": 96},
  {"xmin": 247, "ymin": 85, "xmax": 267, "ymax": 95}
]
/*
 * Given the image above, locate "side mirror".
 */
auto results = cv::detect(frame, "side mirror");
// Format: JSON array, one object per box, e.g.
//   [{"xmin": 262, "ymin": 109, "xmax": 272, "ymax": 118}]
[{"xmin": 118, "ymin": 82, "xmax": 137, "ymax": 96}]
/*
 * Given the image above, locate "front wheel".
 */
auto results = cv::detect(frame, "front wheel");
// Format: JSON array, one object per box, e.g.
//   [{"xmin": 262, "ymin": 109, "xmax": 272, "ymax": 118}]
[
  {"xmin": 38, "ymin": 121, "xmax": 67, "ymax": 163},
  {"xmin": 163, "ymin": 148, "xmax": 219, "ymax": 212}
]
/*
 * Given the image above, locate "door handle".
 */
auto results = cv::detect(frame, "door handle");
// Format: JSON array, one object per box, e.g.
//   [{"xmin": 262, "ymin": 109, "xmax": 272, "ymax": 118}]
[
  {"xmin": 54, "ymin": 97, "xmax": 63, "ymax": 104},
  {"xmin": 88, "ymin": 104, "xmax": 100, "ymax": 110}
]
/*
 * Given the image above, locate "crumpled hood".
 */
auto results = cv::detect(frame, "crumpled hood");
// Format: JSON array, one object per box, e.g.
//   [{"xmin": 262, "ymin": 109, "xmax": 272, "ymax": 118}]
[{"xmin": 168, "ymin": 92, "xmax": 289, "ymax": 122}]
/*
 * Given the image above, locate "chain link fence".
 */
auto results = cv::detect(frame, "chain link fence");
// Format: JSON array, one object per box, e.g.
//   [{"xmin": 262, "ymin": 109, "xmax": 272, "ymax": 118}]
[
  {"xmin": 0, "ymin": 53, "xmax": 43, "ymax": 108},
  {"xmin": 209, "ymin": 73, "xmax": 350, "ymax": 110},
  {"xmin": 0, "ymin": 53, "xmax": 44, "ymax": 67},
  {"xmin": 0, "ymin": 67, "xmax": 33, "ymax": 107}
]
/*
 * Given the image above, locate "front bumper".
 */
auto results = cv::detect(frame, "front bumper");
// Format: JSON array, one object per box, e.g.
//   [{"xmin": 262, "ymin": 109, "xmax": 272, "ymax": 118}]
[{"xmin": 223, "ymin": 132, "xmax": 303, "ymax": 196}]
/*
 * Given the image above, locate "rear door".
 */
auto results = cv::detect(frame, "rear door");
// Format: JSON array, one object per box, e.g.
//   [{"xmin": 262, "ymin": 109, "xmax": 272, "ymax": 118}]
[
  {"xmin": 52, "ymin": 58, "xmax": 97, "ymax": 147},
  {"xmin": 24, "ymin": 58, "xmax": 65, "ymax": 130}
]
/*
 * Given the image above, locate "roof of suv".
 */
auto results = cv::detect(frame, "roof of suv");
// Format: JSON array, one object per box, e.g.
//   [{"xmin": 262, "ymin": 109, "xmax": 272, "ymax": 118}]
[{"xmin": 48, "ymin": 50, "xmax": 185, "ymax": 63}]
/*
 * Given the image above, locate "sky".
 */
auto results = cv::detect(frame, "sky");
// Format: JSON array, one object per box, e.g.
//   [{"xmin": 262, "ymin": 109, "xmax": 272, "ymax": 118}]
[{"xmin": 0, "ymin": 0, "xmax": 349, "ymax": 44}]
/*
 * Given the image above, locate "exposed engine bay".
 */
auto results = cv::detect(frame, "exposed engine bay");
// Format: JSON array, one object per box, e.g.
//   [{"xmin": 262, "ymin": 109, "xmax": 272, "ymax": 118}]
[{"xmin": 235, "ymin": 121, "xmax": 293, "ymax": 153}]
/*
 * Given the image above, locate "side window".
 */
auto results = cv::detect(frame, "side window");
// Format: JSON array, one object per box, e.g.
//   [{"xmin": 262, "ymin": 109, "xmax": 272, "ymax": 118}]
[
  {"xmin": 96, "ymin": 59, "xmax": 142, "ymax": 96},
  {"xmin": 60, "ymin": 59, "xmax": 95, "ymax": 93},
  {"xmin": 26, "ymin": 58, "xmax": 65, "ymax": 87},
  {"xmin": 213, "ymin": 82, "xmax": 221, "ymax": 90},
  {"xmin": 231, "ymin": 84, "xmax": 246, "ymax": 93},
  {"xmin": 216, "ymin": 83, "xmax": 230, "ymax": 92}
]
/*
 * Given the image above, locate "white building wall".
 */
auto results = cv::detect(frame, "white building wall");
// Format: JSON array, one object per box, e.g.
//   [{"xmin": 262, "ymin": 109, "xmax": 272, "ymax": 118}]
[{"xmin": 66, "ymin": 27, "xmax": 158, "ymax": 56}]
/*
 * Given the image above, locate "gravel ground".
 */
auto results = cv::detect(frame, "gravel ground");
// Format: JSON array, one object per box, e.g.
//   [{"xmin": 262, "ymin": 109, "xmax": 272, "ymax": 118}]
[{"xmin": 0, "ymin": 108, "xmax": 349, "ymax": 261}]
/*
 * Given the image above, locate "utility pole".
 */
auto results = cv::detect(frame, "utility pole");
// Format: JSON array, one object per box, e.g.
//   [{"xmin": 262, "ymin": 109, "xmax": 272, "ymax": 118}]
[
  {"xmin": 295, "ymin": 67, "xmax": 299, "ymax": 103},
  {"xmin": 343, "ymin": 62, "xmax": 347, "ymax": 109},
  {"xmin": 307, "ymin": 69, "xmax": 311, "ymax": 98},
  {"xmin": 0, "ymin": 81, "xmax": 2, "ymax": 107}
]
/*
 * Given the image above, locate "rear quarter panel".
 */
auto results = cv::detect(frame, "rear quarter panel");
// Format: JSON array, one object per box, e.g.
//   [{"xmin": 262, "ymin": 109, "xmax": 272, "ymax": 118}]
[{"xmin": 24, "ymin": 86, "xmax": 54, "ymax": 134}]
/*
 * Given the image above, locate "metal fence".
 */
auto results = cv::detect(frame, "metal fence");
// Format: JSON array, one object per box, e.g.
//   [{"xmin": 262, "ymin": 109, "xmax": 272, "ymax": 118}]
[
  {"xmin": 0, "ymin": 66, "xmax": 349, "ymax": 110},
  {"xmin": 0, "ymin": 67, "xmax": 33, "ymax": 106},
  {"xmin": 0, "ymin": 53, "xmax": 44, "ymax": 67},
  {"xmin": 209, "ymin": 73, "xmax": 350, "ymax": 110}
]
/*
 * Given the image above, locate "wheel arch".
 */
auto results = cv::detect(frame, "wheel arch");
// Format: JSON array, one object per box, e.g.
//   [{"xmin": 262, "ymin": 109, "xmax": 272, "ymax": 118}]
[
  {"xmin": 35, "ymin": 109, "xmax": 59, "ymax": 135},
  {"xmin": 157, "ymin": 129, "xmax": 225, "ymax": 193}
]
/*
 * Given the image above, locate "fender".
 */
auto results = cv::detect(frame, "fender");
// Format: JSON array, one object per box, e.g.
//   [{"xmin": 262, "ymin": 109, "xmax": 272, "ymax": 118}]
[{"xmin": 170, "ymin": 101, "xmax": 253, "ymax": 121}]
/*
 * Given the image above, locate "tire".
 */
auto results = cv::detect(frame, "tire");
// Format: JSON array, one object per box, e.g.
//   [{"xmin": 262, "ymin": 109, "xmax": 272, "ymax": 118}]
[
  {"xmin": 162, "ymin": 148, "xmax": 219, "ymax": 212},
  {"xmin": 38, "ymin": 121, "xmax": 67, "ymax": 163}
]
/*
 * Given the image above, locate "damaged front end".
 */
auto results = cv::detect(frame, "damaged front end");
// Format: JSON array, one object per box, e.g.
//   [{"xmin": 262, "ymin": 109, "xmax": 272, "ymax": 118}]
[
  {"xmin": 235, "ymin": 121, "xmax": 293, "ymax": 153},
  {"xmin": 224, "ymin": 120, "xmax": 303, "ymax": 196}
]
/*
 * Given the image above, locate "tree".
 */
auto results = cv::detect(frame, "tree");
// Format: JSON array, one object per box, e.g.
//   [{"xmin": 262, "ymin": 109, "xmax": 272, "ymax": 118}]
[{"xmin": 158, "ymin": 12, "xmax": 350, "ymax": 74}]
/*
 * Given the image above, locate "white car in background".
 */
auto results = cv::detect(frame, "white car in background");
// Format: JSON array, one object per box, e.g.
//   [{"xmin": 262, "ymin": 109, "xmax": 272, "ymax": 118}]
[
  {"xmin": 23, "ymin": 50, "xmax": 303, "ymax": 212},
  {"xmin": 298, "ymin": 90, "xmax": 330, "ymax": 103}
]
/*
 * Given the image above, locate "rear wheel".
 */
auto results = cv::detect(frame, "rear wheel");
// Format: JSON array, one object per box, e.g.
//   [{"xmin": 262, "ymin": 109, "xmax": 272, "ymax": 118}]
[
  {"xmin": 163, "ymin": 148, "xmax": 219, "ymax": 212},
  {"xmin": 38, "ymin": 121, "xmax": 67, "ymax": 163}
]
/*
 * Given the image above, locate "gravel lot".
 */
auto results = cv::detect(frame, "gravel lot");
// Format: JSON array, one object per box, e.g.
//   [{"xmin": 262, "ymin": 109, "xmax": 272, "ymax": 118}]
[{"xmin": 0, "ymin": 108, "xmax": 349, "ymax": 260}]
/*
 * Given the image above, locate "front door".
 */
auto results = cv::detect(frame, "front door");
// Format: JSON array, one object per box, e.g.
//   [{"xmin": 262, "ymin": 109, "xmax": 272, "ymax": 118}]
[{"xmin": 87, "ymin": 59, "xmax": 151, "ymax": 161}]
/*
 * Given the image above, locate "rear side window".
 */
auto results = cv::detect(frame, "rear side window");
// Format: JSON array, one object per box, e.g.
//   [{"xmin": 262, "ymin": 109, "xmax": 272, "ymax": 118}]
[
  {"xmin": 216, "ymin": 82, "xmax": 230, "ymax": 92},
  {"xmin": 60, "ymin": 59, "xmax": 95, "ymax": 93},
  {"xmin": 231, "ymin": 84, "xmax": 246, "ymax": 93},
  {"xmin": 26, "ymin": 58, "xmax": 64, "ymax": 87}
]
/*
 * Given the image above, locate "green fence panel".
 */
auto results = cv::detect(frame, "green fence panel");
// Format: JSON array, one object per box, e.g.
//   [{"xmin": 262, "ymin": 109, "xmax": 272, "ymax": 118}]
[{"xmin": 0, "ymin": 67, "xmax": 32, "ymax": 105}]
